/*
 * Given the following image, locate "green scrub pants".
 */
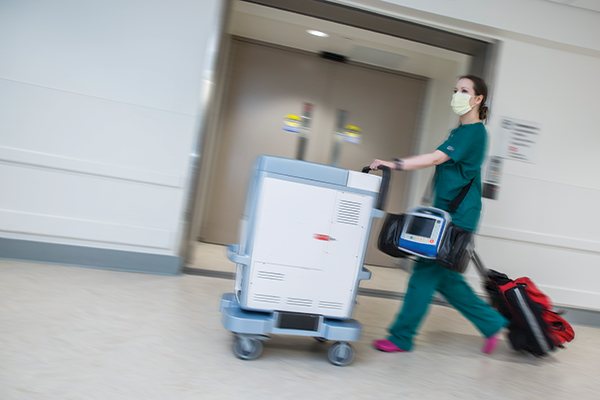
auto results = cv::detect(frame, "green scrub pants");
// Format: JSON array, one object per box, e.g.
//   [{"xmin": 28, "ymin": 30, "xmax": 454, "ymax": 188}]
[{"xmin": 388, "ymin": 259, "xmax": 508, "ymax": 351}]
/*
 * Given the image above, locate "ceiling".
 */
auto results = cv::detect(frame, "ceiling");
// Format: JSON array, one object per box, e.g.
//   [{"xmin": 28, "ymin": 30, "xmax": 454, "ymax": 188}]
[
  {"xmin": 227, "ymin": 0, "xmax": 599, "ymax": 78},
  {"xmin": 227, "ymin": 1, "xmax": 471, "ymax": 78}
]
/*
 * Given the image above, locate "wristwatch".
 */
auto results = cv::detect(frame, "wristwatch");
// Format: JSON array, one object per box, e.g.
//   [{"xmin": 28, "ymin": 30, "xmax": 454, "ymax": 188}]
[{"xmin": 393, "ymin": 158, "xmax": 404, "ymax": 171}]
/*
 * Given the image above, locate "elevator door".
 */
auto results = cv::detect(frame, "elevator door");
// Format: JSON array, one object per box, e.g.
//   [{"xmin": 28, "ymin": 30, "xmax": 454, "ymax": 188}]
[{"xmin": 202, "ymin": 39, "xmax": 426, "ymax": 267}]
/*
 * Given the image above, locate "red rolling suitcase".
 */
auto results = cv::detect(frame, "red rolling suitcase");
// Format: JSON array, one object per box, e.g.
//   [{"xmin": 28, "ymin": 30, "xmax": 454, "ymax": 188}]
[{"xmin": 472, "ymin": 252, "xmax": 574, "ymax": 357}]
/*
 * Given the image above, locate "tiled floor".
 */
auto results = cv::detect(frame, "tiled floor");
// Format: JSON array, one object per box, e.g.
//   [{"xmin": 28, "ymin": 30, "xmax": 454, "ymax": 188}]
[{"xmin": 1, "ymin": 242, "xmax": 599, "ymax": 399}]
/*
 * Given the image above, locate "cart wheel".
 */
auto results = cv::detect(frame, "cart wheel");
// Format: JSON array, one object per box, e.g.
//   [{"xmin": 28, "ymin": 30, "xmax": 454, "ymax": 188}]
[
  {"xmin": 327, "ymin": 341, "xmax": 355, "ymax": 366},
  {"xmin": 314, "ymin": 337, "xmax": 328, "ymax": 343},
  {"xmin": 233, "ymin": 337, "xmax": 263, "ymax": 360}
]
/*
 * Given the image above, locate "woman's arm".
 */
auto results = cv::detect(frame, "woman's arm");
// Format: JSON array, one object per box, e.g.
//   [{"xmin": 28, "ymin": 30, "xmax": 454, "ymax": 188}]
[{"xmin": 370, "ymin": 150, "xmax": 450, "ymax": 171}]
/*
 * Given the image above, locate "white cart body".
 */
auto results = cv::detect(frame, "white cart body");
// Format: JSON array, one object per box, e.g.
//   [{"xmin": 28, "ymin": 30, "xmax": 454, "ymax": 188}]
[{"xmin": 220, "ymin": 156, "xmax": 387, "ymax": 364}]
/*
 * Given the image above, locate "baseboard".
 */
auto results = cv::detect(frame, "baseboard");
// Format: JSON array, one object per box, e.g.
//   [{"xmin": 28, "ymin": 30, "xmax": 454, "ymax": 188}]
[
  {"xmin": 183, "ymin": 267, "xmax": 600, "ymax": 328},
  {"xmin": 0, "ymin": 237, "xmax": 182, "ymax": 275}
]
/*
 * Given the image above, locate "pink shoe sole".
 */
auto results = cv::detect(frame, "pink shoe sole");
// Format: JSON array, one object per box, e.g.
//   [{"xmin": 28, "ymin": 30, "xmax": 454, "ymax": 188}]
[
  {"xmin": 373, "ymin": 339, "xmax": 407, "ymax": 353},
  {"xmin": 482, "ymin": 335, "xmax": 500, "ymax": 354}
]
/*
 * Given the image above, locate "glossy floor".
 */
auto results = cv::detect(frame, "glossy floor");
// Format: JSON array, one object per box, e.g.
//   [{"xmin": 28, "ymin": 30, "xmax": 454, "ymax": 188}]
[{"xmin": 1, "ymin": 243, "xmax": 599, "ymax": 399}]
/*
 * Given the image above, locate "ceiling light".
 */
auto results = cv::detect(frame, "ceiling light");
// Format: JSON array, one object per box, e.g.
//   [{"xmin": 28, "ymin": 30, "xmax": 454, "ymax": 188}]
[{"xmin": 307, "ymin": 30, "xmax": 329, "ymax": 38}]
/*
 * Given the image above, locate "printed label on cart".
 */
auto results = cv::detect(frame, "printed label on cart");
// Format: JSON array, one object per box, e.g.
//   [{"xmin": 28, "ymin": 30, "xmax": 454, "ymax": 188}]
[{"xmin": 313, "ymin": 234, "xmax": 333, "ymax": 241}]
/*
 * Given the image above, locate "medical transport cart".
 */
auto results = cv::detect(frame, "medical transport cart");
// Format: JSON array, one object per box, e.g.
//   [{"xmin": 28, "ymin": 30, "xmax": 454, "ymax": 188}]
[{"xmin": 220, "ymin": 156, "xmax": 390, "ymax": 366}]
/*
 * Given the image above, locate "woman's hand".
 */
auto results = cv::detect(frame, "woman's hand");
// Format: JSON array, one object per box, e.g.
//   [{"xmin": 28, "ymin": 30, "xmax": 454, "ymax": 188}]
[
  {"xmin": 370, "ymin": 151, "xmax": 450, "ymax": 172},
  {"xmin": 370, "ymin": 159, "xmax": 397, "ymax": 171}
]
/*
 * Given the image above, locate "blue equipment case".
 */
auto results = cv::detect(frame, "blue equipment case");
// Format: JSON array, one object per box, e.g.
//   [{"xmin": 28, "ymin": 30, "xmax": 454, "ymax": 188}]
[{"xmin": 395, "ymin": 207, "xmax": 450, "ymax": 259}]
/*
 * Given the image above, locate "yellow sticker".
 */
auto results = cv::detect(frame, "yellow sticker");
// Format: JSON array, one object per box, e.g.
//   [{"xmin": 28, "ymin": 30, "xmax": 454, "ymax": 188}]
[
  {"xmin": 343, "ymin": 124, "xmax": 362, "ymax": 143},
  {"xmin": 283, "ymin": 114, "xmax": 302, "ymax": 133}
]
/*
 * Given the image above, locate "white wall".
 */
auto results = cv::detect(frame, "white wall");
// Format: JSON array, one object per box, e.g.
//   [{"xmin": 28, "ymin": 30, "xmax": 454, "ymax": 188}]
[
  {"xmin": 475, "ymin": 39, "xmax": 600, "ymax": 309},
  {"xmin": 377, "ymin": 0, "xmax": 600, "ymax": 53},
  {"xmin": 337, "ymin": 0, "xmax": 600, "ymax": 309},
  {"xmin": 0, "ymin": 0, "xmax": 224, "ymax": 256}
]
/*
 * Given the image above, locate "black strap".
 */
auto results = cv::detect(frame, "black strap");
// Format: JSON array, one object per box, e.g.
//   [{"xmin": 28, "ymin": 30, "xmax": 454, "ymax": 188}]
[
  {"xmin": 448, "ymin": 177, "xmax": 474, "ymax": 213},
  {"xmin": 423, "ymin": 166, "xmax": 474, "ymax": 213}
]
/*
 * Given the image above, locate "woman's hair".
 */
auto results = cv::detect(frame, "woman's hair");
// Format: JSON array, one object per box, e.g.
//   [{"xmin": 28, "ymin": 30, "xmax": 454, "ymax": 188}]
[{"xmin": 460, "ymin": 75, "xmax": 489, "ymax": 122}]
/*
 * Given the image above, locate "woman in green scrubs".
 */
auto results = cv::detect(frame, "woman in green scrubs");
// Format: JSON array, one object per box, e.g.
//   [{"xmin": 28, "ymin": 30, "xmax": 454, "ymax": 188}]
[{"xmin": 369, "ymin": 75, "xmax": 507, "ymax": 354}]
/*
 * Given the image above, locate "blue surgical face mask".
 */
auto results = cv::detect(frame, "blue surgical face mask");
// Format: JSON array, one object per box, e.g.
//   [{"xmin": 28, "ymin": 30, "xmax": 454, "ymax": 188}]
[{"xmin": 451, "ymin": 92, "xmax": 474, "ymax": 116}]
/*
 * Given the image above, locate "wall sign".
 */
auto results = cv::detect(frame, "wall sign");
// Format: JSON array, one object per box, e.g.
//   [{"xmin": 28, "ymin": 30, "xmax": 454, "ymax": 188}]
[{"xmin": 500, "ymin": 117, "xmax": 541, "ymax": 163}]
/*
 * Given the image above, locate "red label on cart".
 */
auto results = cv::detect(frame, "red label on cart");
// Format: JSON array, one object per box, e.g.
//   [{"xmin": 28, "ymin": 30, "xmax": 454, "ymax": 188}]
[{"xmin": 313, "ymin": 234, "xmax": 331, "ymax": 241}]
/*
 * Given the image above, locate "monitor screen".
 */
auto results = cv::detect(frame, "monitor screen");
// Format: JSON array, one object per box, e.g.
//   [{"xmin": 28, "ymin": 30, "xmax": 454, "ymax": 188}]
[{"xmin": 406, "ymin": 216, "xmax": 435, "ymax": 238}]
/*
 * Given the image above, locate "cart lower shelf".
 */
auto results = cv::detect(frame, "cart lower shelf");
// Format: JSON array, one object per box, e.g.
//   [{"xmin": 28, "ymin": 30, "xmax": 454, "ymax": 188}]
[{"xmin": 220, "ymin": 293, "xmax": 363, "ymax": 366}]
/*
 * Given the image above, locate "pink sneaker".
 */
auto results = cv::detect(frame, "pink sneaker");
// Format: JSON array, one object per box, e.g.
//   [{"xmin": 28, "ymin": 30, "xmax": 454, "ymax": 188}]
[
  {"xmin": 482, "ymin": 334, "xmax": 500, "ymax": 355},
  {"xmin": 373, "ymin": 339, "xmax": 407, "ymax": 353}
]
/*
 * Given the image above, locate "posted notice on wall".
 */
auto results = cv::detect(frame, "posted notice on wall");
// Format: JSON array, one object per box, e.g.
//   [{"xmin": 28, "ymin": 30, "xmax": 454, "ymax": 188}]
[{"xmin": 500, "ymin": 117, "xmax": 541, "ymax": 163}]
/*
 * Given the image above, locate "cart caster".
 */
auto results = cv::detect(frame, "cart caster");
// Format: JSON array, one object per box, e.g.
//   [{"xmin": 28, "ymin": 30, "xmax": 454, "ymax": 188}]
[
  {"xmin": 327, "ymin": 341, "xmax": 355, "ymax": 366},
  {"xmin": 314, "ymin": 337, "xmax": 328, "ymax": 343},
  {"xmin": 233, "ymin": 336, "xmax": 263, "ymax": 360}
]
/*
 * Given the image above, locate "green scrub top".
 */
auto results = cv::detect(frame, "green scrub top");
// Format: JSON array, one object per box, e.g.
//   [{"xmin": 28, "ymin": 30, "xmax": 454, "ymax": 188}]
[{"xmin": 434, "ymin": 122, "xmax": 487, "ymax": 232}]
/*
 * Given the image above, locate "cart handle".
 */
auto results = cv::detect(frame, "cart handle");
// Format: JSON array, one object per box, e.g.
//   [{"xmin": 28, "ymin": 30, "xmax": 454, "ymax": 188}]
[{"xmin": 362, "ymin": 165, "xmax": 391, "ymax": 211}]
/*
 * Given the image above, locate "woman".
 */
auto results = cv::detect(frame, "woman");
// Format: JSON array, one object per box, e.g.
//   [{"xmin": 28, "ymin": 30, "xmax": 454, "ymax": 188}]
[{"xmin": 369, "ymin": 75, "xmax": 507, "ymax": 354}]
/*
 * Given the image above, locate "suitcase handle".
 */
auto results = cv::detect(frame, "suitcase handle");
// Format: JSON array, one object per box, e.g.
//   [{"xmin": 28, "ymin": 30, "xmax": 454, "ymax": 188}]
[
  {"xmin": 362, "ymin": 165, "xmax": 391, "ymax": 211},
  {"xmin": 472, "ymin": 251, "xmax": 488, "ymax": 279}
]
